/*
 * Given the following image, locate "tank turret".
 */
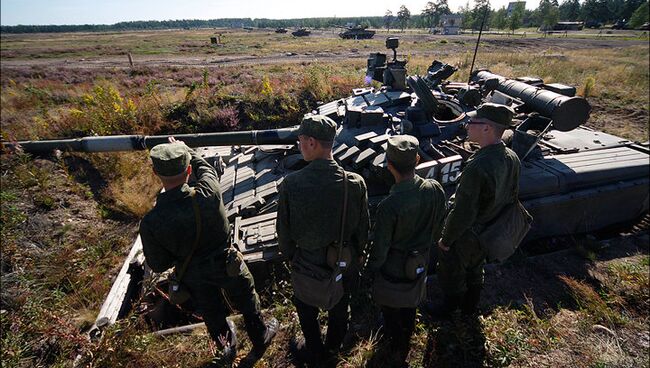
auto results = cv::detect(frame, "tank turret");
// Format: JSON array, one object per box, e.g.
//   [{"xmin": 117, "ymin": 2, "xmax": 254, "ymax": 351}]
[
  {"xmin": 291, "ymin": 28, "xmax": 311, "ymax": 37},
  {"xmin": 3, "ymin": 37, "xmax": 646, "ymax": 257},
  {"xmin": 338, "ymin": 24, "xmax": 375, "ymax": 39}
]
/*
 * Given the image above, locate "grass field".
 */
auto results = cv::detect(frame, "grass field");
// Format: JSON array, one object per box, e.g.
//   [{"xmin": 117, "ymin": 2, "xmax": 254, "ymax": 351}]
[
  {"xmin": 1, "ymin": 27, "xmax": 648, "ymax": 60},
  {"xmin": 1, "ymin": 28, "xmax": 648, "ymax": 368}
]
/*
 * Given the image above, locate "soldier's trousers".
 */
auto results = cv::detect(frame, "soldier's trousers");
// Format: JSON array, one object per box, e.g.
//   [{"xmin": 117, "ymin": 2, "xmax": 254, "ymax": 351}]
[
  {"xmin": 183, "ymin": 255, "xmax": 266, "ymax": 348},
  {"xmin": 294, "ymin": 292, "xmax": 350, "ymax": 355},
  {"xmin": 381, "ymin": 306, "xmax": 415, "ymax": 358},
  {"xmin": 437, "ymin": 231, "xmax": 486, "ymax": 301}
]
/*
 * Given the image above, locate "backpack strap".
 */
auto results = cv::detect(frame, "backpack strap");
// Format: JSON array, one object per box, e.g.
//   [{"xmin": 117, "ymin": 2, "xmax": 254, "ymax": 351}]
[
  {"xmin": 335, "ymin": 170, "xmax": 349, "ymax": 266},
  {"xmin": 176, "ymin": 189, "xmax": 201, "ymax": 280}
]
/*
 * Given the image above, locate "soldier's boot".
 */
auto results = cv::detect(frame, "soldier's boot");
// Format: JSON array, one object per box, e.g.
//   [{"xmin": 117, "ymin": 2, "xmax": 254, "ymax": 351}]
[
  {"xmin": 424, "ymin": 294, "xmax": 462, "ymax": 321},
  {"xmin": 290, "ymin": 335, "xmax": 327, "ymax": 366},
  {"xmin": 461, "ymin": 285, "xmax": 482, "ymax": 316},
  {"xmin": 211, "ymin": 320, "xmax": 238, "ymax": 367},
  {"xmin": 251, "ymin": 317, "xmax": 279, "ymax": 358}
]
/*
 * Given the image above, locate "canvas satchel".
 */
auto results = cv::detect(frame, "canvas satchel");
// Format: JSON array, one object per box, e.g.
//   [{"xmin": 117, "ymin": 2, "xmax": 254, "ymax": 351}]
[
  {"xmin": 225, "ymin": 246, "xmax": 246, "ymax": 277},
  {"xmin": 478, "ymin": 200, "xmax": 533, "ymax": 263},
  {"xmin": 372, "ymin": 182, "xmax": 437, "ymax": 308},
  {"xmin": 168, "ymin": 190, "xmax": 201, "ymax": 305},
  {"xmin": 291, "ymin": 170, "xmax": 349, "ymax": 310},
  {"xmin": 372, "ymin": 271, "xmax": 427, "ymax": 308}
]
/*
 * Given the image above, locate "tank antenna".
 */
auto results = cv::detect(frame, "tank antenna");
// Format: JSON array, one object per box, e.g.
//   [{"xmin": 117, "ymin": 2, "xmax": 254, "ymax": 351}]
[{"xmin": 468, "ymin": 2, "xmax": 490, "ymax": 83}]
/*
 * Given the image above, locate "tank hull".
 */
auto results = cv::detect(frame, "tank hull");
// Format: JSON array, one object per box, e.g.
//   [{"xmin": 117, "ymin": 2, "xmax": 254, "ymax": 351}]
[{"xmin": 17, "ymin": 39, "xmax": 641, "ymax": 337}]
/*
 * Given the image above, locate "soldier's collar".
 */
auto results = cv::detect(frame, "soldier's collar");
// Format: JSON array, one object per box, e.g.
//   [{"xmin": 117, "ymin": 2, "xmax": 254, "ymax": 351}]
[
  {"xmin": 478, "ymin": 141, "xmax": 505, "ymax": 153},
  {"xmin": 305, "ymin": 158, "xmax": 340, "ymax": 170},
  {"xmin": 390, "ymin": 176, "xmax": 419, "ymax": 193},
  {"xmin": 157, "ymin": 183, "xmax": 193, "ymax": 203},
  {"xmin": 471, "ymin": 141, "xmax": 505, "ymax": 159}
]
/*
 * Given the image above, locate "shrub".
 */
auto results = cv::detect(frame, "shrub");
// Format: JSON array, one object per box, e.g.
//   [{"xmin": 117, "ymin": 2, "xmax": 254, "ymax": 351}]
[
  {"xmin": 581, "ymin": 76, "xmax": 596, "ymax": 98},
  {"xmin": 62, "ymin": 82, "xmax": 137, "ymax": 136},
  {"xmin": 559, "ymin": 275, "xmax": 623, "ymax": 326},
  {"xmin": 302, "ymin": 65, "xmax": 334, "ymax": 102}
]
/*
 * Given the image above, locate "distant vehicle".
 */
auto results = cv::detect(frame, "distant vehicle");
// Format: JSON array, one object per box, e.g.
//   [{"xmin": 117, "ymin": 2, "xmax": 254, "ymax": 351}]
[
  {"xmin": 275, "ymin": 28, "xmax": 288, "ymax": 33},
  {"xmin": 585, "ymin": 20, "xmax": 603, "ymax": 29},
  {"xmin": 338, "ymin": 24, "xmax": 375, "ymax": 39},
  {"xmin": 637, "ymin": 22, "xmax": 649, "ymax": 31},
  {"xmin": 243, "ymin": 26, "xmax": 254, "ymax": 31},
  {"xmin": 611, "ymin": 19, "xmax": 629, "ymax": 30},
  {"xmin": 552, "ymin": 22, "xmax": 584, "ymax": 31},
  {"xmin": 291, "ymin": 28, "xmax": 311, "ymax": 37}
]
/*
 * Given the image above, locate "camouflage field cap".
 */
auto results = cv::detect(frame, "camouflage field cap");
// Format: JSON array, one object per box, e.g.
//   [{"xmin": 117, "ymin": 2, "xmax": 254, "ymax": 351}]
[
  {"xmin": 467, "ymin": 103, "xmax": 516, "ymax": 127},
  {"xmin": 297, "ymin": 115, "xmax": 337, "ymax": 141},
  {"xmin": 386, "ymin": 135, "xmax": 419, "ymax": 167},
  {"xmin": 149, "ymin": 143, "xmax": 191, "ymax": 177}
]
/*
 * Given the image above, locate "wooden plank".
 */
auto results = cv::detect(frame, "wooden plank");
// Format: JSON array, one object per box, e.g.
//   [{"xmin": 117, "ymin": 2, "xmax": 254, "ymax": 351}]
[{"xmin": 92, "ymin": 236, "xmax": 145, "ymax": 331}]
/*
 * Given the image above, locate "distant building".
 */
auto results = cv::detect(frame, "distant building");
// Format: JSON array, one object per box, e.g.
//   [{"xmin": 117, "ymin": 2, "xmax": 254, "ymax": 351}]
[
  {"xmin": 507, "ymin": 1, "xmax": 526, "ymax": 16},
  {"xmin": 440, "ymin": 14, "xmax": 463, "ymax": 35}
]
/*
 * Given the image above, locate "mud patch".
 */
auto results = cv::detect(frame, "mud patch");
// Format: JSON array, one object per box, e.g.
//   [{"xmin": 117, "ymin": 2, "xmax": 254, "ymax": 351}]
[{"xmin": 586, "ymin": 99, "xmax": 649, "ymax": 142}]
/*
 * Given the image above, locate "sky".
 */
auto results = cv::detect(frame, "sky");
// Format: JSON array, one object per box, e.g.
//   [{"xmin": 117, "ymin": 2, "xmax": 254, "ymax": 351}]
[{"xmin": 1, "ymin": 0, "xmax": 539, "ymax": 26}]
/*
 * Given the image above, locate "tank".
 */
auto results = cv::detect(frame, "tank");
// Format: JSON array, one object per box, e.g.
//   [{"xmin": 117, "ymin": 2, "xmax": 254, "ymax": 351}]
[
  {"xmin": 338, "ymin": 24, "xmax": 376, "ymax": 39},
  {"xmin": 5, "ymin": 37, "xmax": 648, "ymax": 337},
  {"xmin": 291, "ymin": 28, "xmax": 311, "ymax": 37},
  {"xmin": 275, "ymin": 28, "xmax": 288, "ymax": 33}
]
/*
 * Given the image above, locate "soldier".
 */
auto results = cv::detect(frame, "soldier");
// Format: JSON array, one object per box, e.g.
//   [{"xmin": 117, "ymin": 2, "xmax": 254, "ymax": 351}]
[
  {"xmin": 436, "ymin": 103, "xmax": 520, "ymax": 317},
  {"xmin": 139, "ymin": 138, "xmax": 278, "ymax": 365},
  {"xmin": 367, "ymin": 135, "xmax": 447, "ymax": 366},
  {"xmin": 276, "ymin": 115, "xmax": 369, "ymax": 364}
]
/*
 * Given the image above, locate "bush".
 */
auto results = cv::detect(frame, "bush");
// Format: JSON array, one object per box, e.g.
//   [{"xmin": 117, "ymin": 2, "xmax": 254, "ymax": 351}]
[
  {"xmin": 581, "ymin": 76, "xmax": 596, "ymax": 98},
  {"xmin": 164, "ymin": 86, "xmax": 241, "ymax": 133},
  {"xmin": 62, "ymin": 82, "xmax": 137, "ymax": 136},
  {"xmin": 629, "ymin": 2, "xmax": 649, "ymax": 29}
]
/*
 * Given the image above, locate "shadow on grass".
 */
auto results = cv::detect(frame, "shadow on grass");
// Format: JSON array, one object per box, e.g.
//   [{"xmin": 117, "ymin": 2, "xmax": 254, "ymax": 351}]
[
  {"xmin": 63, "ymin": 154, "xmax": 136, "ymax": 221},
  {"xmin": 422, "ymin": 314, "xmax": 486, "ymax": 368},
  {"xmin": 427, "ymin": 233, "xmax": 649, "ymax": 319}
]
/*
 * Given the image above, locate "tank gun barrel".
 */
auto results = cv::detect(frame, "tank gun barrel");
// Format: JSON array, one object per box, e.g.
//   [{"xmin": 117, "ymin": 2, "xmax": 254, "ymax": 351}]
[
  {"xmin": 472, "ymin": 70, "xmax": 591, "ymax": 132},
  {"xmin": 3, "ymin": 128, "xmax": 298, "ymax": 154}
]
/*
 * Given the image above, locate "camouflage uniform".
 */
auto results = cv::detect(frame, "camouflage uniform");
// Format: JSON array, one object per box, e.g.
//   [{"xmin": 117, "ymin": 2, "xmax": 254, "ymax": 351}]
[
  {"xmin": 276, "ymin": 115, "xmax": 370, "ymax": 358},
  {"xmin": 368, "ymin": 175, "xmax": 446, "ymax": 280},
  {"xmin": 367, "ymin": 136, "xmax": 447, "ymax": 361},
  {"xmin": 140, "ymin": 145, "xmax": 268, "ymax": 350},
  {"xmin": 438, "ymin": 140, "xmax": 520, "ymax": 312}
]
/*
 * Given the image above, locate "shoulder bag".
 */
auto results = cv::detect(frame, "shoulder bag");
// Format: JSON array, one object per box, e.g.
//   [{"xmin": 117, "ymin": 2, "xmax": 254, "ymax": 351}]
[
  {"xmin": 290, "ymin": 170, "xmax": 348, "ymax": 310},
  {"xmin": 478, "ymin": 199, "xmax": 532, "ymax": 263},
  {"xmin": 372, "ymin": 183, "xmax": 437, "ymax": 308}
]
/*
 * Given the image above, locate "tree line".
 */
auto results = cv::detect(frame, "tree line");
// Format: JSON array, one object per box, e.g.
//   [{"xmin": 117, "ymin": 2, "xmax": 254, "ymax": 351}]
[{"xmin": 1, "ymin": 0, "xmax": 648, "ymax": 34}]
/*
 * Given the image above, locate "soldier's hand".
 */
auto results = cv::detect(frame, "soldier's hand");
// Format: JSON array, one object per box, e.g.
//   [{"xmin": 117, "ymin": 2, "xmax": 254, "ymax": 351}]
[{"xmin": 438, "ymin": 240, "xmax": 449, "ymax": 252}]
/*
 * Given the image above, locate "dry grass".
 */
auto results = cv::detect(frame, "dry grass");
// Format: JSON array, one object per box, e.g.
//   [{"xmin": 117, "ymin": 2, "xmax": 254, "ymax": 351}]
[
  {"xmin": 1, "ymin": 30, "xmax": 648, "ymax": 368},
  {"xmin": 87, "ymin": 152, "xmax": 160, "ymax": 218}
]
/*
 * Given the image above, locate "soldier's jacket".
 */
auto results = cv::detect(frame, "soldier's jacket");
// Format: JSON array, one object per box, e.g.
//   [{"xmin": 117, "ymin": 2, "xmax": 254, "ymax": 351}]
[
  {"xmin": 368, "ymin": 175, "xmax": 447, "ymax": 280},
  {"xmin": 140, "ymin": 149, "xmax": 230, "ymax": 273},
  {"xmin": 276, "ymin": 159, "xmax": 370, "ymax": 267},
  {"xmin": 441, "ymin": 142, "xmax": 520, "ymax": 247}
]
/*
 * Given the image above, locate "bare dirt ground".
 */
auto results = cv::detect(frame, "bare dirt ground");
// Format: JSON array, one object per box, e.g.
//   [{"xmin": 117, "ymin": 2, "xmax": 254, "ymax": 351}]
[
  {"xmin": 4, "ymin": 154, "xmax": 647, "ymax": 368},
  {"xmin": 1, "ymin": 29, "xmax": 648, "ymax": 367},
  {"xmin": 2, "ymin": 35, "xmax": 648, "ymax": 70}
]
